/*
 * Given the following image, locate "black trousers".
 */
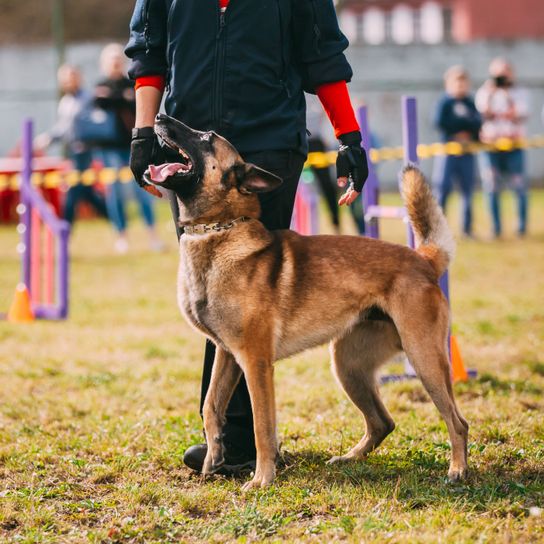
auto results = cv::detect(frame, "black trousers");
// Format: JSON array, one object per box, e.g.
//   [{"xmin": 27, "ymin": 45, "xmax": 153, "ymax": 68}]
[
  {"xmin": 170, "ymin": 150, "xmax": 306, "ymax": 454},
  {"xmin": 308, "ymin": 137, "xmax": 339, "ymax": 228},
  {"xmin": 64, "ymin": 184, "xmax": 108, "ymax": 225}
]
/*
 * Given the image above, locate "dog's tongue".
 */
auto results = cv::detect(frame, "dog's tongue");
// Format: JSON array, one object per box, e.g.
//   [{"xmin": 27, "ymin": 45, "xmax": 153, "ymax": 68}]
[{"xmin": 148, "ymin": 163, "xmax": 186, "ymax": 183}]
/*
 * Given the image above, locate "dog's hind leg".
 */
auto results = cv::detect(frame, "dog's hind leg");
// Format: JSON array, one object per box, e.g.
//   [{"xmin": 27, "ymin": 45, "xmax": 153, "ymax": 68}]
[
  {"xmin": 327, "ymin": 321, "xmax": 401, "ymax": 464},
  {"xmin": 391, "ymin": 287, "xmax": 469, "ymax": 481},
  {"xmin": 202, "ymin": 346, "xmax": 242, "ymax": 475}
]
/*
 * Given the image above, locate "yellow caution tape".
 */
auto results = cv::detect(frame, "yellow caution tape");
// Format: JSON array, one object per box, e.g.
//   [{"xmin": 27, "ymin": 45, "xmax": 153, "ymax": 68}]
[
  {"xmin": 305, "ymin": 134, "xmax": 543, "ymax": 168},
  {"xmin": 0, "ymin": 135, "xmax": 542, "ymax": 190}
]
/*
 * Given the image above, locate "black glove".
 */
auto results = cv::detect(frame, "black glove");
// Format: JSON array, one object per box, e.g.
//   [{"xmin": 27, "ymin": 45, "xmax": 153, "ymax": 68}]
[
  {"xmin": 336, "ymin": 130, "xmax": 369, "ymax": 193},
  {"xmin": 130, "ymin": 127, "xmax": 164, "ymax": 192}
]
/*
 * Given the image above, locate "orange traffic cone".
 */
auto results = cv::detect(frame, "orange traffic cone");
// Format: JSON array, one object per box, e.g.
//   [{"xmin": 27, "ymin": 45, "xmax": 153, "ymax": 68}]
[
  {"xmin": 450, "ymin": 335, "xmax": 468, "ymax": 382},
  {"xmin": 7, "ymin": 283, "xmax": 35, "ymax": 322}
]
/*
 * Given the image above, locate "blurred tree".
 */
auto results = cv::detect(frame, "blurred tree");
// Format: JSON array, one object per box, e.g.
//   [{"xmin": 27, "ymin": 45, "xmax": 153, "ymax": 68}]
[{"xmin": 0, "ymin": 0, "xmax": 134, "ymax": 44}]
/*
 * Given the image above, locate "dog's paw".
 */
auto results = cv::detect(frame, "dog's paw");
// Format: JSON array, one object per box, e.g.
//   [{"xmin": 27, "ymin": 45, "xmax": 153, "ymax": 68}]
[
  {"xmin": 241, "ymin": 476, "xmax": 272, "ymax": 492},
  {"xmin": 202, "ymin": 454, "xmax": 225, "ymax": 476},
  {"xmin": 241, "ymin": 468, "xmax": 275, "ymax": 492},
  {"xmin": 447, "ymin": 465, "xmax": 468, "ymax": 483},
  {"xmin": 326, "ymin": 454, "xmax": 352, "ymax": 465}
]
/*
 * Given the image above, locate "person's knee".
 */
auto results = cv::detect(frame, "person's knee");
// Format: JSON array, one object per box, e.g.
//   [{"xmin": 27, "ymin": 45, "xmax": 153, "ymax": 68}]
[{"xmin": 510, "ymin": 174, "xmax": 526, "ymax": 192}]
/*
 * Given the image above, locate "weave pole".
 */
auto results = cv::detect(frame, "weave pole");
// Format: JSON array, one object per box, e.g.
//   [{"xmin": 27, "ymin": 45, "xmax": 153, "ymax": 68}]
[
  {"xmin": 401, "ymin": 97, "xmax": 418, "ymax": 248},
  {"xmin": 358, "ymin": 105, "xmax": 378, "ymax": 238},
  {"xmin": 401, "ymin": 97, "xmax": 472, "ymax": 382},
  {"xmin": 402, "ymin": 97, "xmax": 451, "ymax": 309},
  {"xmin": 361, "ymin": 98, "xmax": 471, "ymax": 383},
  {"xmin": 401, "ymin": 97, "xmax": 423, "ymax": 377}
]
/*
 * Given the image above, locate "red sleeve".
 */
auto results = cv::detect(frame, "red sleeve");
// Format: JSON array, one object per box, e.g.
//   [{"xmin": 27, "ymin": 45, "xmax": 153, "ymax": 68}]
[
  {"xmin": 316, "ymin": 81, "xmax": 360, "ymax": 139},
  {"xmin": 135, "ymin": 75, "xmax": 166, "ymax": 93}
]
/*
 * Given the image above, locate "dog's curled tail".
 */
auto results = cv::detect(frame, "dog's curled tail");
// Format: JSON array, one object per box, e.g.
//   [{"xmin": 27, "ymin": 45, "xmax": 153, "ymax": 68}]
[{"xmin": 401, "ymin": 165, "xmax": 455, "ymax": 279}]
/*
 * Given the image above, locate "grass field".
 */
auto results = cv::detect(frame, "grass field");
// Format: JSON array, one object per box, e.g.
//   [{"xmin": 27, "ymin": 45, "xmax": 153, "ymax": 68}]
[{"xmin": 0, "ymin": 189, "xmax": 543, "ymax": 543}]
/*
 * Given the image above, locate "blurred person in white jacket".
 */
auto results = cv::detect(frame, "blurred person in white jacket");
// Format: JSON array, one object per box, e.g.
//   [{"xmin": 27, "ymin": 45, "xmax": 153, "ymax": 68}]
[{"xmin": 476, "ymin": 58, "xmax": 529, "ymax": 238}]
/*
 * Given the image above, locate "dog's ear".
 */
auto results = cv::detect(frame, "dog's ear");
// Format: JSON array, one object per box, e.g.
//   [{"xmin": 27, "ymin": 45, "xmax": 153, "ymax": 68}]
[{"xmin": 236, "ymin": 163, "xmax": 283, "ymax": 194}]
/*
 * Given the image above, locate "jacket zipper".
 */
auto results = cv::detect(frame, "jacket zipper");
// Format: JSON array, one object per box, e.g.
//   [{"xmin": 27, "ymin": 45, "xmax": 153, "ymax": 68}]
[
  {"xmin": 276, "ymin": 0, "xmax": 291, "ymax": 98},
  {"xmin": 164, "ymin": 1, "xmax": 176, "ymax": 94},
  {"xmin": 310, "ymin": 0, "xmax": 321, "ymax": 54},
  {"xmin": 212, "ymin": 9, "xmax": 227, "ymax": 128}
]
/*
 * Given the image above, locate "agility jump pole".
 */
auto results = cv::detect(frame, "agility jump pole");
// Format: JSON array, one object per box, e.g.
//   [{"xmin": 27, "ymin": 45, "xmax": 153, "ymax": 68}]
[
  {"xmin": 12, "ymin": 119, "xmax": 70, "ymax": 320},
  {"xmin": 291, "ymin": 169, "xmax": 319, "ymax": 235},
  {"xmin": 359, "ymin": 98, "xmax": 473, "ymax": 383},
  {"xmin": 402, "ymin": 97, "xmax": 475, "ymax": 381}
]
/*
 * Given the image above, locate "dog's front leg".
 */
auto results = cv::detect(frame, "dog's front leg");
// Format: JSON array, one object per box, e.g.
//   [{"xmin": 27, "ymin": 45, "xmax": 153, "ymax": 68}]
[
  {"xmin": 238, "ymin": 356, "xmax": 277, "ymax": 491},
  {"xmin": 202, "ymin": 347, "xmax": 242, "ymax": 475}
]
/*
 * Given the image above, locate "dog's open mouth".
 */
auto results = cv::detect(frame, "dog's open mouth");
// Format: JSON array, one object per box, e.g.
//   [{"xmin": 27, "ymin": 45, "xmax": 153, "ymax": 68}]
[{"xmin": 144, "ymin": 135, "xmax": 194, "ymax": 186}]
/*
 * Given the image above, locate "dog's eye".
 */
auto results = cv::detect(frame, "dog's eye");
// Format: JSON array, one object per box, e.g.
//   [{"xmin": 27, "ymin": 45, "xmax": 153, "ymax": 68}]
[{"xmin": 201, "ymin": 132, "xmax": 212, "ymax": 142}]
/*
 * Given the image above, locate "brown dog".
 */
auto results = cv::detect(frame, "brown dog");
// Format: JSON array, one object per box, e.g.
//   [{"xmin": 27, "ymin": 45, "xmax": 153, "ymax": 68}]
[{"xmin": 145, "ymin": 114, "xmax": 468, "ymax": 491}]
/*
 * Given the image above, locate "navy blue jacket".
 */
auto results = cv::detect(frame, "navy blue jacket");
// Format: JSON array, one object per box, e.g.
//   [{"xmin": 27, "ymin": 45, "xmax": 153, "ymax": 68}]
[
  {"xmin": 434, "ymin": 94, "xmax": 482, "ymax": 143},
  {"xmin": 125, "ymin": 0, "xmax": 353, "ymax": 155}
]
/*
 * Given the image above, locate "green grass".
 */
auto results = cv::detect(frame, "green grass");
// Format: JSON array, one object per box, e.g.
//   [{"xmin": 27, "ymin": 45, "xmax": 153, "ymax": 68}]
[{"xmin": 0, "ymin": 190, "xmax": 543, "ymax": 543}]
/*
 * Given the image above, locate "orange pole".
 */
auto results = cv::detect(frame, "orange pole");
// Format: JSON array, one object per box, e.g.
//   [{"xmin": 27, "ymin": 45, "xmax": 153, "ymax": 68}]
[
  {"xmin": 44, "ymin": 225, "xmax": 55, "ymax": 305},
  {"xmin": 30, "ymin": 207, "xmax": 41, "ymax": 304}
]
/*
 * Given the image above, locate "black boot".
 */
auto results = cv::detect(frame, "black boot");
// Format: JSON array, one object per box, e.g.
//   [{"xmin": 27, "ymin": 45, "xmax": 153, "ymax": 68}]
[{"xmin": 183, "ymin": 442, "xmax": 256, "ymax": 476}]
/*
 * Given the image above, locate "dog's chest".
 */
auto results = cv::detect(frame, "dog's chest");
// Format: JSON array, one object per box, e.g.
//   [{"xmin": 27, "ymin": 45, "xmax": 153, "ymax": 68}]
[
  {"xmin": 177, "ymin": 244, "xmax": 232, "ymax": 340},
  {"xmin": 178, "ymin": 257, "xmax": 212, "ymax": 331}
]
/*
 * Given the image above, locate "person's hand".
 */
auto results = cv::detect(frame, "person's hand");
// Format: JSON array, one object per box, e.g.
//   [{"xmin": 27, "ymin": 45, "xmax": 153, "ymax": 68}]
[
  {"xmin": 336, "ymin": 130, "xmax": 369, "ymax": 206},
  {"xmin": 130, "ymin": 127, "xmax": 163, "ymax": 198},
  {"xmin": 504, "ymin": 107, "xmax": 519, "ymax": 122},
  {"xmin": 454, "ymin": 131, "xmax": 472, "ymax": 143},
  {"xmin": 33, "ymin": 133, "xmax": 51, "ymax": 152}
]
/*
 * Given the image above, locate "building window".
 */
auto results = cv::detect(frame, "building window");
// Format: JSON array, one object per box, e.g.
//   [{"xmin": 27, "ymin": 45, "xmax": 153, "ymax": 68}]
[
  {"xmin": 391, "ymin": 4, "xmax": 415, "ymax": 45},
  {"xmin": 339, "ymin": 9, "xmax": 358, "ymax": 43},
  {"xmin": 443, "ymin": 6, "xmax": 453, "ymax": 42},
  {"xmin": 413, "ymin": 8, "xmax": 422, "ymax": 42},
  {"xmin": 420, "ymin": 1, "xmax": 444, "ymax": 44},
  {"xmin": 340, "ymin": 2, "xmax": 451, "ymax": 46},
  {"xmin": 362, "ymin": 7, "xmax": 386, "ymax": 45}
]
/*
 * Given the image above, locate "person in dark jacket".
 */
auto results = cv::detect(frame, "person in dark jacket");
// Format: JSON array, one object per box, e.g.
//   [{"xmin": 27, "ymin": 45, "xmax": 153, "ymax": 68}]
[
  {"xmin": 94, "ymin": 43, "xmax": 164, "ymax": 253},
  {"xmin": 125, "ymin": 0, "xmax": 369, "ymax": 474},
  {"xmin": 433, "ymin": 66, "xmax": 482, "ymax": 238},
  {"xmin": 34, "ymin": 64, "xmax": 108, "ymax": 225}
]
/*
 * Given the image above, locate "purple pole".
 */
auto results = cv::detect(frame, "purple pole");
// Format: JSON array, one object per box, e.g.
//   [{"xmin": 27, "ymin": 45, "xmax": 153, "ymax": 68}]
[
  {"xmin": 401, "ymin": 97, "xmax": 417, "ymax": 249},
  {"xmin": 402, "ymin": 97, "xmax": 451, "ymax": 359},
  {"xmin": 58, "ymin": 226, "xmax": 70, "ymax": 318},
  {"xmin": 357, "ymin": 105, "xmax": 379, "ymax": 238},
  {"xmin": 21, "ymin": 119, "xmax": 33, "ymax": 289},
  {"xmin": 401, "ymin": 98, "xmax": 419, "ymax": 376}
]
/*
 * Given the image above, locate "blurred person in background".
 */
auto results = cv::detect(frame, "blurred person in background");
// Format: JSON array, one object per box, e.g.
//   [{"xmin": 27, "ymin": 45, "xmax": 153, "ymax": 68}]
[
  {"xmin": 476, "ymin": 58, "xmax": 529, "ymax": 238},
  {"xmin": 306, "ymin": 94, "xmax": 366, "ymax": 234},
  {"xmin": 93, "ymin": 43, "xmax": 164, "ymax": 253},
  {"xmin": 433, "ymin": 66, "xmax": 481, "ymax": 238},
  {"xmin": 306, "ymin": 96, "xmax": 340, "ymax": 233},
  {"xmin": 34, "ymin": 64, "xmax": 108, "ymax": 225}
]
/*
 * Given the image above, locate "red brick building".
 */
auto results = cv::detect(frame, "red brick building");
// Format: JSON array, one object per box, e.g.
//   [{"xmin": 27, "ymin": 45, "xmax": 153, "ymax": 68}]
[{"xmin": 339, "ymin": 0, "xmax": 544, "ymax": 44}]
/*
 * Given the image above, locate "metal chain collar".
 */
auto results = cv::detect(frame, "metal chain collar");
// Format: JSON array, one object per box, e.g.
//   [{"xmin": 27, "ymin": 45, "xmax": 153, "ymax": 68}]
[{"xmin": 181, "ymin": 216, "xmax": 250, "ymax": 235}]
